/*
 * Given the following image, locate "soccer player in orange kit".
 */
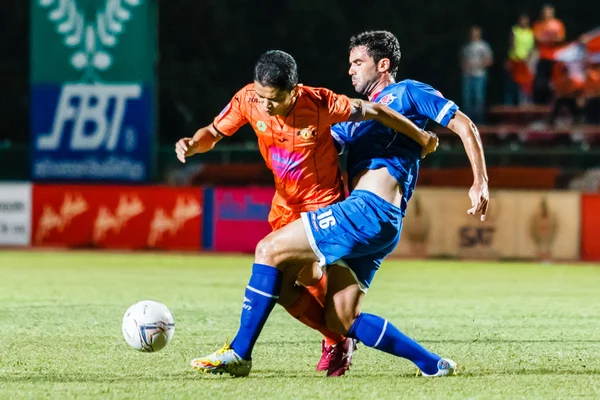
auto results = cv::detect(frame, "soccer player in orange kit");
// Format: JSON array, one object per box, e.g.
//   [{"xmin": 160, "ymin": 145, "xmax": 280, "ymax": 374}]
[{"xmin": 175, "ymin": 50, "xmax": 437, "ymax": 376}]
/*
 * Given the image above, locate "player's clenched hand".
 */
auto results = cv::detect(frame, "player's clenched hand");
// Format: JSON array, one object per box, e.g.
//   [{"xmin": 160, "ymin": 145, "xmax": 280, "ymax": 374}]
[
  {"xmin": 421, "ymin": 131, "xmax": 439, "ymax": 159},
  {"xmin": 175, "ymin": 138, "xmax": 197, "ymax": 163},
  {"xmin": 468, "ymin": 181, "xmax": 489, "ymax": 221}
]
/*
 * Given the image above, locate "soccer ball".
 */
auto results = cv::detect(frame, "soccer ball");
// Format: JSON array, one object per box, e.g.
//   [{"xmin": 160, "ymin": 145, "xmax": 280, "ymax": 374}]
[{"xmin": 122, "ymin": 300, "xmax": 175, "ymax": 352}]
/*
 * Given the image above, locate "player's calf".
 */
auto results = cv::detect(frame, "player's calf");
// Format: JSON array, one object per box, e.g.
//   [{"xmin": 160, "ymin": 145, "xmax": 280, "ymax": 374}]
[{"xmin": 323, "ymin": 265, "xmax": 365, "ymax": 336}]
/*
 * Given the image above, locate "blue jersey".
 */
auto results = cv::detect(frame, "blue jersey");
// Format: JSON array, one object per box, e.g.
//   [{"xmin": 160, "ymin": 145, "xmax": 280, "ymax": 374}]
[{"xmin": 331, "ymin": 79, "xmax": 458, "ymax": 214}]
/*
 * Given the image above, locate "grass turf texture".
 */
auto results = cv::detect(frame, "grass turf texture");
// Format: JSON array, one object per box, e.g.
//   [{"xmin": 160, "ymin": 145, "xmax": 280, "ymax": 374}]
[{"xmin": 0, "ymin": 251, "xmax": 599, "ymax": 399}]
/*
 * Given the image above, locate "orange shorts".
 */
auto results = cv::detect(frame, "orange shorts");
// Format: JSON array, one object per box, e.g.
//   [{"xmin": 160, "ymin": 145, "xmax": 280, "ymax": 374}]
[
  {"xmin": 268, "ymin": 201, "xmax": 329, "ymax": 231},
  {"xmin": 268, "ymin": 189, "xmax": 345, "ymax": 231},
  {"xmin": 268, "ymin": 203, "xmax": 303, "ymax": 231}
]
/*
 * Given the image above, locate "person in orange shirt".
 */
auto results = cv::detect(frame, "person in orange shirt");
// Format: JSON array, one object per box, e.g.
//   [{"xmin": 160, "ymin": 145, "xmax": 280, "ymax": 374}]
[
  {"xmin": 533, "ymin": 4, "xmax": 566, "ymax": 104},
  {"xmin": 175, "ymin": 50, "xmax": 437, "ymax": 376}
]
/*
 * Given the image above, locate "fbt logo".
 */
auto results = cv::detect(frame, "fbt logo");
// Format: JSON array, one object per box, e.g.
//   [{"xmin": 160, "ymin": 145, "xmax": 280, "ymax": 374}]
[{"xmin": 37, "ymin": 84, "xmax": 141, "ymax": 151}]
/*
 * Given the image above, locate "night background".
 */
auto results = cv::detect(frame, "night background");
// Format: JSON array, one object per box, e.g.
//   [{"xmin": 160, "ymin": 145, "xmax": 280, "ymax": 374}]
[{"xmin": 1, "ymin": 0, "xmax": 599, "ymax": 146}]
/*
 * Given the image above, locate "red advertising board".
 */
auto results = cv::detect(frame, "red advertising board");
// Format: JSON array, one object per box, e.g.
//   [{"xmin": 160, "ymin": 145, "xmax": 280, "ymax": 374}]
[
  {"xmin": 581, "ymin": 194, "xmax": 600, "ymax": 261},
  {"xmin": 32, "ymin": 185, "xmax": 202, "ymax": 251},
  {"xmin": 211, "ymin": 187, "xmax": 274, "ymax": 253}
]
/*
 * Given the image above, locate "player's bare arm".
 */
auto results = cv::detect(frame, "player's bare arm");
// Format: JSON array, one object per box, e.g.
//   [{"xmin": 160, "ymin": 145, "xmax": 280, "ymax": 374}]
[
  {"xmin": 447, "ymin": 111, "xmax": 489, "ymax": 221},
  {"xmin": 175, "ymin": 124, "xmax": 224, "ymax": 163},
  {"xmin": 348, "ymin": 99, "xmax": 439, "ymax": 158}
]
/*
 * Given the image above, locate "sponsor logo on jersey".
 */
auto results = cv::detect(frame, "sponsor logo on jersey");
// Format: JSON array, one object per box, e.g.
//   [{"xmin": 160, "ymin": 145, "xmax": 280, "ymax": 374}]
[
  {"xmin": 256, "ymin": 121, "xmax": 267, "ymax": 132},
  {"xmin": 297, "ymin": 126, "xmax": 316, "ymax": 141},
  {"xmin": 378, "ymin": 93, "xmax": 397, "ymax": 106}
]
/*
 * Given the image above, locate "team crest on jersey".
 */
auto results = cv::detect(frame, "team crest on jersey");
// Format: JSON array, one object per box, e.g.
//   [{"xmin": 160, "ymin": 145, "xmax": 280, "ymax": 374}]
[
  {"xmin": 256, "ymin": 121, "xmax": 267, "ymax": 132},
  {"xmin": 378, "ymin": 93, "xmax": 397, "ymax": 106},
  {"xmin": 297, "ymin": 126, "xmax": 316, "ymax": 141}
]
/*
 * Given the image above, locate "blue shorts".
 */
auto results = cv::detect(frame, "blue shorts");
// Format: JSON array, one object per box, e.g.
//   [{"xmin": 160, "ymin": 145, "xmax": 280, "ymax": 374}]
[{"xmin": 300, "ymin": 190, "xmax": 402, "ymax": 292}]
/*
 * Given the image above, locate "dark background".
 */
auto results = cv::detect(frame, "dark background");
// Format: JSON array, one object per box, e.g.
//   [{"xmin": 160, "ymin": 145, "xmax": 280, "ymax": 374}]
[{"xmin": 2, "ymin": 0, "xmax": 599, "ymax": 146}]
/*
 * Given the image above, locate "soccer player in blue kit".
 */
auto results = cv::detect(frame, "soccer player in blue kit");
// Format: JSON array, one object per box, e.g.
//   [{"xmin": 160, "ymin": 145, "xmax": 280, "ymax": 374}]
[{"xmin": 191, "ymin": 30, "xmax": 489, "ymax": 377}]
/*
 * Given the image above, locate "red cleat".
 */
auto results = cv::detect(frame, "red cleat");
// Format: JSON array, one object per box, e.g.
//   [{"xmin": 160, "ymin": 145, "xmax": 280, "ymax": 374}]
[
  {"xmin": 316, "ymin": 340, "xmax": 334, "ymax": 372},
  {"xmin": 321, "ymin": 338, "xmax": 357, "ymax": 377}
]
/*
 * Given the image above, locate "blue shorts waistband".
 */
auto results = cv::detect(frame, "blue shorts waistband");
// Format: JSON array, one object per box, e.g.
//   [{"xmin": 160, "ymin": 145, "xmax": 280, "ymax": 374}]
[{"xmin": 350, "ymin": 190, "xmax": 403, "ymax": 214}]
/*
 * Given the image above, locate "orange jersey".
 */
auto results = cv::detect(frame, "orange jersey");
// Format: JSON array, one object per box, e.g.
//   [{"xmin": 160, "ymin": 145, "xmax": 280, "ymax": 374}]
[{"xmin": 213, "ymin": 84, "xmax": 351, "ymax": 227}]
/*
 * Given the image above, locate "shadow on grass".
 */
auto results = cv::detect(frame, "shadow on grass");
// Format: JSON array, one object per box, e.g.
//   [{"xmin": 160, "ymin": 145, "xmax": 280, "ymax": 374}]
[
  {"xmin": 2, "ymin": 367, "xmax": 599, "ymax": 383},
  {"xmin": 258, "ymin": 339, "xmax": 600, "ymax": 346}
]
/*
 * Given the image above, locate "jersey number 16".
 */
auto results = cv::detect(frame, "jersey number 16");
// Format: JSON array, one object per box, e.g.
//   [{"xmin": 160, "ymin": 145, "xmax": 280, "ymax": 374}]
[{"xmin": 317, "ymin": 209, "xmax": 337, "ymax": 229}]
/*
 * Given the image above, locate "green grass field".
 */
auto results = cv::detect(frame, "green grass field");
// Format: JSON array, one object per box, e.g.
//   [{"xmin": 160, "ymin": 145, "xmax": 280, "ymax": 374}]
[{"xmin": 0, "ymin": 251, "xmax": 599, "ymax": 399}]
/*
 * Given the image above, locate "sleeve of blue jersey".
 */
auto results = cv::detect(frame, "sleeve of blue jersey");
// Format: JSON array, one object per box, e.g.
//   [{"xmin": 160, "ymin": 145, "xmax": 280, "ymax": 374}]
[
  {"xmin": 331, "ymin": 123, "xmax": 350, "ymax": 155},
  {"xmin": 406, "ymin": 80, "xmax": 459, "ymax": 127}
]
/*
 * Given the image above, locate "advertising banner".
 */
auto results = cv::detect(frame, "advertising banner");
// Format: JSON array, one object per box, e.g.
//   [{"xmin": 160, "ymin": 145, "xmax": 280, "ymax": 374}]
[
  {"xmin": 581, "ymin": 194, "xmax": 600, "ymax": 261},
  {"xmin": 32, "ymin": 185, "xmax": 202, "ymax": 250},
  {"xmin": 0, "ymin": 184, "xmax": 32, "ymax": 246},
  {"xmin": 30, "ymin": 0, "xmax": 157, "ymax": 181},
  {"xmin": 393, "ymin": 189, "xmax": 580, "ymax": 261},
  {"xmin": 513, "ymin": 192, "xmax": 580, "ymax": 261},
  {"xmin": 204, "ymin": 187, "xmax": 274, "ymax": 253}
]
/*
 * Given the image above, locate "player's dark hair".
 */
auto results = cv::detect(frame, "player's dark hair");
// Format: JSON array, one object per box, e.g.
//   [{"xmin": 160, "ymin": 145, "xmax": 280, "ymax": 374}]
[
  {"xmin": 349, "ymin": 30, "xmax": 401, "ymax": 78},
  {"xmin": 253, "ymin": 50, "xmax": 298, "ymax": 92}
]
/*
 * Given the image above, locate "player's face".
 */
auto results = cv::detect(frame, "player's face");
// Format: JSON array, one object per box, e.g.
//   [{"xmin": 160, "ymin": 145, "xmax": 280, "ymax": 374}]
[
  {"xmin": 349, "ymin": 46, "xmax": 381, "ymax": 96},
  {"xmin": 254, "ymin": 81, "xmax": 297, "ymax": 116}
]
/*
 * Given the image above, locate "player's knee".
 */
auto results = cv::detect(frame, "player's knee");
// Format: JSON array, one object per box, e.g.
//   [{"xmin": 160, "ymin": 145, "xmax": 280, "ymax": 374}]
[
  {"xmin": 255, "ymin": 236, "xmax": 276, "ymax": 265},
  {"xmin": 255, "ymin": 234, "xmax": 286, "ymax": 267},
  {"xmin": 277, "ymin": 275, "xmax": 302, "ymax": 308}
]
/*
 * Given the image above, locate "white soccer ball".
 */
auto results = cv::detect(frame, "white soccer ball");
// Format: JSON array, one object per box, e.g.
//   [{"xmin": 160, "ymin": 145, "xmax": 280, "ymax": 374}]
[{"xmin": 122, "ymin": 300, "xmax": 175, "ymax": 352}]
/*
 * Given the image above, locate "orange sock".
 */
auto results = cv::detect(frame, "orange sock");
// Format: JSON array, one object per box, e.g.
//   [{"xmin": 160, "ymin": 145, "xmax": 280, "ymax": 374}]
[
  {"xmin": 285, "ymin": 287, "xmax": 343, "ymax": 346},
  {"xmin": 305, "ymin": 272, "xmax": 327, "ymax": 307}
]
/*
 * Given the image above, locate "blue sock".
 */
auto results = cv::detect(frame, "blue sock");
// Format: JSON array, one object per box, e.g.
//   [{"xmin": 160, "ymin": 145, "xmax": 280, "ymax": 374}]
[
  {"xmin": 348, "ymin": 313, "xmax": 441, "ymax": 375},
  {"xmin": 230, "ymin": 263, "xmax": 282, "ymax": 360}
]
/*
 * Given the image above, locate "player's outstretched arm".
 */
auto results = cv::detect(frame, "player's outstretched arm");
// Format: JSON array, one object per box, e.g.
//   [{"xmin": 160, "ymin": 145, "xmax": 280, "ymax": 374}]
[
  {"xmin": 447, "ymin": 111, "xmax": 489, "ymax": 220},
  {"xmin": 175, "ymin": 124, "xmax": 223, "ymax": 163},
  {"xmin": 348, "ymin": 99, "xmax": 438, "ymax": 157}
]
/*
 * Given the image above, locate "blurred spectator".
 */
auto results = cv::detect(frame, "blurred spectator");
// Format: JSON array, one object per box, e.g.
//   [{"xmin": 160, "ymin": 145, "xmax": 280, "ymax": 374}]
[
  {"xmin": 532, "ymin": 4, "xmax": 565, "ymax": 104},
  {"xmin": 505, "ymin": 14, "xmax": 535, "ymax": 105},
  {"xmin": 583, "ymin": 63, "xmax": 600, "ymax": 124},
  {"xmin": 461, "ymin": 25, "xmax": 493, "ymax": 124},
  {"xmin": 549, "ymin": 62, "xmax": 584, "ymax": 127}
]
